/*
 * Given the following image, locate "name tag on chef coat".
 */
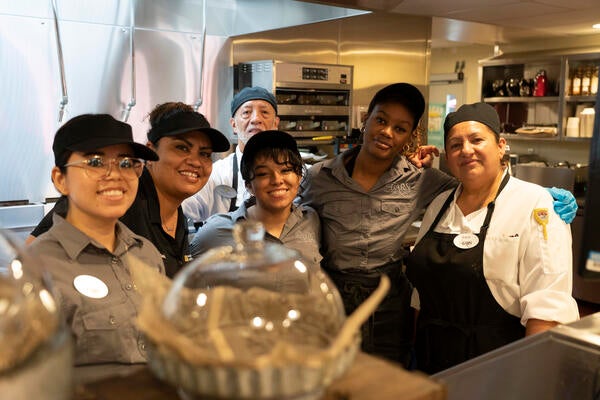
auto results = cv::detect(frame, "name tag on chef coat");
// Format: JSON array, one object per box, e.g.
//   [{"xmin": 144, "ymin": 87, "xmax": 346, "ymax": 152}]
[
  {"xmin": 73, "ymin": 275, "xmax": 109, "ymax": 299},
  {"xmin": 454, "ymin": 233, "xmax": 479, "ymax": 249}
]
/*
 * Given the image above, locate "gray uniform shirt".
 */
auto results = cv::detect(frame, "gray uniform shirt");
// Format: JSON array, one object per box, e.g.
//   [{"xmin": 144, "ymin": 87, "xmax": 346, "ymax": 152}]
[
  {"xmin": 28, "ymin": 214, "xmax": 165, "ymax": 366},
  {"xmin": 299, "ymin": 146, "xmax": 456, "ymax": 271},
  {"xmin": 190, "ymin": 199, "xmax": 322, "ymax": 270}
]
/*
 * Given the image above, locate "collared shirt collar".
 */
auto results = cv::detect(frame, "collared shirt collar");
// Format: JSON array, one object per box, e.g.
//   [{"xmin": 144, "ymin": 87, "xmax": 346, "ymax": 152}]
[
  {"xmin": 326, "ymin": 145, "xmax": 414, "ymax": 186},
  {"xmin": 50, "ymin": 213, "xmax": 142, "ymax": 260},
  {"xmin": 232, "ymin": 197, "xmax": 305, "ymax": 230}
]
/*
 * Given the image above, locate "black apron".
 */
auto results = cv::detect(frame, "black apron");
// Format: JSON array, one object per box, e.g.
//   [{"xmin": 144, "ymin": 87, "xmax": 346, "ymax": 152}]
[
  {"xmin": 324, "ymin": 261, "xmax": 414, "ymax": 367},
  {"xmin": 406, "ymin": 173, "xmax": 524, "ymax": 374}
]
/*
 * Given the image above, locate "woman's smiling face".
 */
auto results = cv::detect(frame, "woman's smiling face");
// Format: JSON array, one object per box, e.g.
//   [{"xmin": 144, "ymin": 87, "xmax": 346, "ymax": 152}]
[
  {"xmin": 246, "ymin": 155, "xmax": 301, "ymax": 214},
  {"xmin": 147, "ymin": 131, "xmax": 214, "ymax": 201},
  {"xmin": 53, "ymin": 144, "xmax": 139, "ymax": 226}
]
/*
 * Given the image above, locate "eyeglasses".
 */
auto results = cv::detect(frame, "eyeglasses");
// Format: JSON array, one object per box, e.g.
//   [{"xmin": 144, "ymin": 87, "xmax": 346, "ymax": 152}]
[{"xmin": 64, "ymin": 156, "xmax": 145, "ymax": 179}]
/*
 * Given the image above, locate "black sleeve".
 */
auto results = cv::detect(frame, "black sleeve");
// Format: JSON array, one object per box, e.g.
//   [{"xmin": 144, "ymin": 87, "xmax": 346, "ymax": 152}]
[{"xmin": 30, "ymin": 196, "xmax": 69, "ymax": 237}]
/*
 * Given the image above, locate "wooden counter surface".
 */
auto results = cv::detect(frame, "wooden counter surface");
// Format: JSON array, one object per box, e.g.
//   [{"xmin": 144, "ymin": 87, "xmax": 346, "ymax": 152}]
[{"xmin": 74, "ymin": 352, "xmax": 445, "ymax": 400}]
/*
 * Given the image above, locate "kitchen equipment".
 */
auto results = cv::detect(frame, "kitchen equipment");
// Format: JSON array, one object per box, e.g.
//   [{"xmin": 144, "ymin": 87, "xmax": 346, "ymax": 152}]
[
  {"xmin": 579, "ymin": 107, "xmax": 595, "ymax": 138},
  {"xmin": 433, "ymin": 313, "xmax": 600, "ymax": 400},
  {"xmin": 322, "ymin": 120, "xmax": 347, "ymax": 131},
  {"xmin": 513, "ymin": 164, "xmax": 575, "ymax": 192},
  {"xmin": 138, "ymin": 221, "xmax": 384, "ymax": 400},
  {"xmin": 0, "ymin": 231, "xmax": 73, "ymax": 399},
  {"xmin": 296, "ymin": 119, "xmax": 321, "ymax": 130},
  {"xmin": 566, "ymin": 117, "xmax": 580, "ymax": 137},
  {"xmin": 236, "ymin": 60, "xmax": 353, "ymax": 147},
  {"xmin": 572, "ymin": 163, "xmax": 588, "ymax": 197}
]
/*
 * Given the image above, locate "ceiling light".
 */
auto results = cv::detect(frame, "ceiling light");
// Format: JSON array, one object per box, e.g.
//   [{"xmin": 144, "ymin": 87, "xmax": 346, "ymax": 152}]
[{"xmin": 593, "ymin": 23, "xmax": 600, "ymax": 29}]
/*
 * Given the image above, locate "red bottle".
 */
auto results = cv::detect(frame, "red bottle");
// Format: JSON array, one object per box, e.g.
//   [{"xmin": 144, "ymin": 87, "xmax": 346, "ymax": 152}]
[{"xmin": 533, "ymin": 70, "xmax": 547, "ymax": 97}]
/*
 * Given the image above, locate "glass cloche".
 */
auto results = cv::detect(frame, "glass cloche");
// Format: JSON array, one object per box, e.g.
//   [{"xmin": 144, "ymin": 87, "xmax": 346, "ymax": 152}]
[
  {"xmin": 0, "ymin": 230, "xmax": 73, "ymax": 399},
  {"xmin": 140, "ymin": 221, "xmax": 360, "ymax": 400}
]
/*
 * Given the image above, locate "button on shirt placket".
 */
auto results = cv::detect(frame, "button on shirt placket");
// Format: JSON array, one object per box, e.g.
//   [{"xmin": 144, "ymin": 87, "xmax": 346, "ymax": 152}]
[{"xmin": 110, "ymin": 255, "xmax": 135, "ymax": 299}]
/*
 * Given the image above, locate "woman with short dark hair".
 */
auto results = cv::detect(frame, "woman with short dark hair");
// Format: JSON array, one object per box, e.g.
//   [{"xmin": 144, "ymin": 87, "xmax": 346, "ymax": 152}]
[{"xmin": 190, "ymin": 130, "xmax": 322, "ymax": 270}]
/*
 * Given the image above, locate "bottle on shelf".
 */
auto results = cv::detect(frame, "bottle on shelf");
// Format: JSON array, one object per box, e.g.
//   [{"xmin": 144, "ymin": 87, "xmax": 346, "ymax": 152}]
[
  {"xmin": 533, "ymin": 69, "xmax": 547, "ymax": 97},
  {"xmin": 581, "ymin": 65, "xmax": 592, "ymax": 96},
  {"xmin": 591, "ymin": 65, "xmax": 599, "ymax": 96},
  {"xmin": 572, "ymin": 66, "xmax": 582, "ymax": 96}
]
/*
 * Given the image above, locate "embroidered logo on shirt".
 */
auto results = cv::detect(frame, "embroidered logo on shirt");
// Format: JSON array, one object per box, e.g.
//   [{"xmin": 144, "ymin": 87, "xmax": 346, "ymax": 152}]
[
  {"xmin": 386, "ymin": 182, "xmax": 413, "ymax": 194},
  {"xmin": 533, "ymin": 208, "xmax": 549, "ymax": 240}
]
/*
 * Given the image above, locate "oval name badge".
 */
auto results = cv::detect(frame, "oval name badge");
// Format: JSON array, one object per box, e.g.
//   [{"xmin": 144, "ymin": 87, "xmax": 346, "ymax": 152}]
[
  {"xmin": 214, "ymin": 185, "xmax": 237, "ymax": 199},
  {"xmin": 453, "ymin": 233, "xmax": 479, "ymax": 250},
  {"xmin": 73, "ymin": 275, "xmax": 109, "ymax": 299}
]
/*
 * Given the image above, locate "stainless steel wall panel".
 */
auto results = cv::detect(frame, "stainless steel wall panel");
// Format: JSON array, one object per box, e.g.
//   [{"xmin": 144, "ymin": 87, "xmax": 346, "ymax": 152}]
[
  {"xmin": 58, "ymin": 22, "xmax": 130, "ymax": 117},
  {"xmin": 0, "ymin": 0, "xmax": 132, "ymax": 27},
  {"xmin": 338, "ymin": 12, "xmax": 431, "ymax": 105},
  {"xmin": 232, "ymin": 22, "xmax": 342, "ymax": 66},
  {"xmin": 123, "ymin": 32, "xmax": 233, "ymax": 143},
  {"xmin": 0, "ymin": 0, "xmax": 52, "ymax": 19},
  {"xmin": 134, "ymin": 0, "xmax": 206, "ymax": 33},
  {"xmin": 0, "ymin": 14, "xmax": 61, "ymax": 203},
  {"xmin": 222, "ymin": 0, "xmax": 366, "ymax": 37},
  {"xmin": 232, "ymin": 12, "xmax": 431, "ymax": 127}
]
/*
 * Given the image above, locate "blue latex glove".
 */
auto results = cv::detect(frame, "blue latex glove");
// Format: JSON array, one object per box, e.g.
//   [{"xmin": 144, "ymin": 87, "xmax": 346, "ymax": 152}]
[{"xmin": 547, "ymin": 187, "xmax": 577, "ymax": 224}]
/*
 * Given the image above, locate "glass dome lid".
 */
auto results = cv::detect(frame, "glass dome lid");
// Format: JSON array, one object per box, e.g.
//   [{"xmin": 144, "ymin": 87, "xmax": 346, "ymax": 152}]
[
  {"xmin": 138, "ymin": 221, "xmax": 389, "ymax": 399},
  {"xmin": 0, "ymin": 231, "xmax": 61, "ymax": 372},
  {"xmin": 161, "ymin": 221, "xmax": 347, "ymax": 364}
]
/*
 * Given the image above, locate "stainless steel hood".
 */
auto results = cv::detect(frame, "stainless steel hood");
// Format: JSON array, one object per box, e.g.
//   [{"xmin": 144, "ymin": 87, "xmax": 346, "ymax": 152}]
[
  {"xmin": 0, "ymin": 0, "xmax": 368, "ymax": 207},
  {"xmin": 0, "ymin": 0, "xmax": 368, "ymax": 37}
]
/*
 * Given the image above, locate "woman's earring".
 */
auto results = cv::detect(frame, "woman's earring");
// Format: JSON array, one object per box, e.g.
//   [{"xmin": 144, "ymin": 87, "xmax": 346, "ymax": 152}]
[{"xmin": 360, "ymin": 126, "xmax": 365, "ymax": 134}]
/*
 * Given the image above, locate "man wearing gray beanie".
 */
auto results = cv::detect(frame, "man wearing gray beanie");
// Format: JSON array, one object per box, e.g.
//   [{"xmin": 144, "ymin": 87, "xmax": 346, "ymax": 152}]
[{"xmin": 182, "ymin": 87, "xmax": 280, "ymax": 226}]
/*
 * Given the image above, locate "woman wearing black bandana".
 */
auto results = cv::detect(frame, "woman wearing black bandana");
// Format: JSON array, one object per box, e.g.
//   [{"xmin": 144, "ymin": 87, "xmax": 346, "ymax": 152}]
[{"xmin": 405, "ymin": 102, "xmax": 579, "ymax": 374}]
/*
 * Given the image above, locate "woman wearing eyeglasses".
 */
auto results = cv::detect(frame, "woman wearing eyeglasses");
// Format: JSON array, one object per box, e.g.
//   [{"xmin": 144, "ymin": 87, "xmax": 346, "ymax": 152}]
[
  {"xmin": 27, "ymin": 114, "xmax": 166, "ymax": 365},
  {"xmin": 28, "ymin": 103, "xmax": 230, "ymax": 277}
]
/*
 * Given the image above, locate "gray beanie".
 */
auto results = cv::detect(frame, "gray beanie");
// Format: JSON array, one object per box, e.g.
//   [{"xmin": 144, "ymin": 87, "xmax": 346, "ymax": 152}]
[{"xmin": 231, "ymin": 87, "xmax": 278, "ymax": 117}]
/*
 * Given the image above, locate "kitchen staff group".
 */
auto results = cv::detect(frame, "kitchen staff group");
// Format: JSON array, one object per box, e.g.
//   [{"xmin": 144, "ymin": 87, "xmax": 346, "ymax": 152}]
[{"xmin": 25, "ymin": 84, "xmax": 579, "ymax": 374}]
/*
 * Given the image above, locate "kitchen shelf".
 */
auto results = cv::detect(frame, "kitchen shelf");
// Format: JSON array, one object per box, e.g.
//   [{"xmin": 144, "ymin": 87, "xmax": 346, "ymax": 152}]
[
  {"xmin": 565, "ymin": 95, "xmax": 597, "ymax": 103},
  {"xmin": 500, "ymin": 133, "xmax": 559, "ymax": 141},
  {"xmin": 484, "ymin": 96, "xmax": 559, "ymax": 103},
  {"xmin": 480, "ymin": 49, "xmax": 599, "ymax": 142},
  {"xmin": 562, "ymin": 136, "xmax": 593, "ymax": 143}
]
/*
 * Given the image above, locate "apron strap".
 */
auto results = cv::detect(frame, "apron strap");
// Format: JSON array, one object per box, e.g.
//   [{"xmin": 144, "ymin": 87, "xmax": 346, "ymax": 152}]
[
  {"xmin": 228, "ymin": 152, "xmax": 239, "ymax": 212},
  {"xmin": 427, "ymin": 171, "xmax": 511, "ymax": 236}
]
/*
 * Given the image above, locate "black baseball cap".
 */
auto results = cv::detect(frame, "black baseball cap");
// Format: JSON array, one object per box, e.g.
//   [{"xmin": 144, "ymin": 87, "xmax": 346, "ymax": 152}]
[
  {"xmin": 367, "ymin": 83, "xmax": 425, "ymax": 128},
  {"xmin": 147, "ymin": 111, "xmax": 230, "ymax": 152},
  {"xmin": 444, "ymin": 102, "xmax": 501, "ymax": 143},
  {"xmin": 53, "ymin": 114, "xmax": 158, "ymax": 166},
  {"xmin": 231, "ymin": 87, "xmax": 278, "ymax": 117},
  {"xmin": 241, "ymin": 130, "xmax": 299, "ymax": 177}
]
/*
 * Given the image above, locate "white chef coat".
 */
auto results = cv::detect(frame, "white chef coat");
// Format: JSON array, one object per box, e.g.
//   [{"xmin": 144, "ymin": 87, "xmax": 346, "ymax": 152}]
[
  {"xmin": 414, "ymin": 174, "xmax": 579, "ymax": 326},
  {"xmin": 182, "ymin": 146, "xmax": 249, "ymax": 223}
]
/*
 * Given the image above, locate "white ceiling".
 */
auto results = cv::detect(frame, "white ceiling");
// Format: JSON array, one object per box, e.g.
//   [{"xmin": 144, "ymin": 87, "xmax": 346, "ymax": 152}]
[{"xmin": 307, "ymin": 0, "xmax": 600, "ymax": 42}]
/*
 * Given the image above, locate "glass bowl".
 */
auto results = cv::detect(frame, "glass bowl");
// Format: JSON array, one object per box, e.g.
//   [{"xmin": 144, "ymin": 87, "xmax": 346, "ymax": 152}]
[
  {"xmin": 0, "ymin": 230, "xmax": 73, "ymax": 399},
  {"xmin": 144, "ymin": 221, "xmax": 358, "ymax": 399}
]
